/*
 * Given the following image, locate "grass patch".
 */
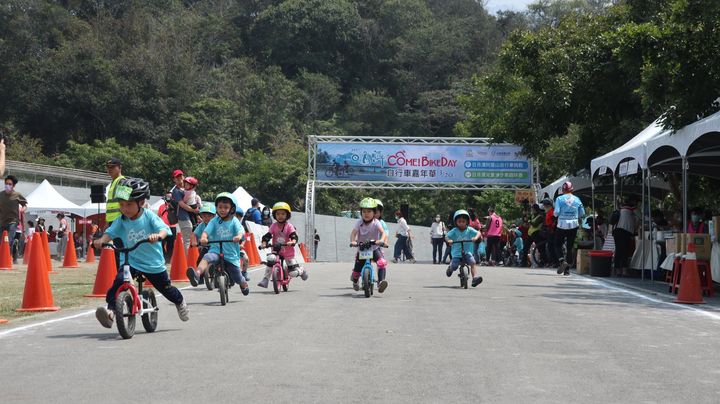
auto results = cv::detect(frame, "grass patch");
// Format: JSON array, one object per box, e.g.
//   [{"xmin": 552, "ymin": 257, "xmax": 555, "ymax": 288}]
[{"xmin": 0, "ymin": 261, "xmax": 100, "ymax": 323}]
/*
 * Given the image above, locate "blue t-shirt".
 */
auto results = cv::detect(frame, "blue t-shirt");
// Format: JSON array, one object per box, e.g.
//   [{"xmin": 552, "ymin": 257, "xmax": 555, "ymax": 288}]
[
  {"xmin": 246, "ymin": 207, "xmax": 263, "ymax": 225},
  {"xmin": 554, "ymin": 194, "xmax": 585, "ymax": 229},
  {"xmin": 380, "ymin": 220, "xmax": 389, "ymax": 237},
  {"xmin": 105, "ymin": 209, "xmax": 170, "ymax": 274},
  {"xmin": 446, "ymin": 227, "xmax": 479, "ymax": 258},
  {"xmin": 194, "ymin": 221, "xmax": 209, "ymax": 241},
  {"xmin": 203, "ymin": 216, "xmax": 245, "ymax": 267},
  {"xmin": 172, "ymin": 186, "xmax": 190, "ymax": 221}
]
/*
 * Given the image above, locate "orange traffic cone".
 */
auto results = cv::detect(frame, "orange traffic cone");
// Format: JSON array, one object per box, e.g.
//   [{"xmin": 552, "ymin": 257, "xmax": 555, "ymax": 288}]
[
  {"xmin": 39, "ymin": 231, "xmax": 54, "ymax": 274},
  {"xmin": 0, "ymin": 319, "xmax": 7, "ymax": 324},
  {"xmin": 676, "ymin": 243, "xmax": 705, "ymax": 304},
  {"xmin": 23, "ymin": 234, "xmax": 33, "ymax": 265},
  {"xmin": 0, "ymin": 230, "xmax": 13, "ymax": 270},
  {"xmin": 169, "ymin": 232, "xmax": 189, "ymax": 282},
  {"xmin": 85, "ymin": 245, "xmax": 96, "ymax": 263},
  {"xmin": 245, "ymin": 233, "xmax": 261, "ymax": 266},
  {"xmin": 17, "ymin": 235, "xmax": 60, "ymax": 312},
  {"xmin": 187, "ymin": 244, "xmax": 200, "ymax": 270},
  {"xmin": 62, "ymin": 235, "xmax": 79, "ymax": 268},
  {"xmin": 299, "ymin": 242, "xmax": 310, "ymax": 262},
  {"xmin": 84, "ymin": 247, "xmax": 117, "ymax": 298}
]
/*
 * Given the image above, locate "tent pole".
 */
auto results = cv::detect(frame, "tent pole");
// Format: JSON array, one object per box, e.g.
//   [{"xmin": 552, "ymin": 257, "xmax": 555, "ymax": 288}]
[
  {"xmin": 613, "ymin": 176, "xmax": 617, "ymax": 210},
  {"xmin": 682, "ymin": 156, "xmax": 688, "ymax": 236},
  {"xmin": 648, "ymin": 167, "xmax": 654, "ymax": 282},
  {"xmin": 641, "ymin": 168, "xmax": 645, "ymax": 281},
  {"xmin": 592, "ymin": 180, "xmax": 597, "ymax": 250}
]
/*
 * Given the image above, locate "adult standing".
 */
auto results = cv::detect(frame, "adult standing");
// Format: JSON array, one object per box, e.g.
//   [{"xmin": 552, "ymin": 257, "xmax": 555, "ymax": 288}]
[
  {"xmin": 245, "ymin": 198, "xmax": 263, "ymax": 225},
  {"xmin": 105, "ymin": 158, "xmax": 126, "ymax": 225},
  {"xmin": 553, "ymin": 181, "xmax": 585, "ymax": 275},
  {"xmin": 524, "ymin": 204, "xmax": 545, "ymax": 267},
  {"xmin": 157, "ymin": 192, "xmax": 177, "ymax": 262},
  {"xmin": 393, "ymin": 210, "xmax": 415, "ymax": 263},
  {"xmin": 171, "ymin": 169, "xmax": 197, "ymax": 250},
  {"xmin": 313, "ymin": 229, "xmax": 320, "ymax": 260},
  {"xmin": 0, "ymin": 175, "xmax": 27, "ymax": 263},
  {"xmin": 542, "ymin": 198, "xmax": 558, "ymax": 266},
  {"xmin": 430, "ymin": 214, "xmax": 446, "ymax": 264},
  {"xmin": 55, "ymin": 213, "xmax": 69, "ymax": 262},
  {"xmin": 612, "ymin": 198, "xmax": 638, "ymax": 277},
  {"xmin": 485, "ymin": 207, "xmax": 503, "ymax": 265}
]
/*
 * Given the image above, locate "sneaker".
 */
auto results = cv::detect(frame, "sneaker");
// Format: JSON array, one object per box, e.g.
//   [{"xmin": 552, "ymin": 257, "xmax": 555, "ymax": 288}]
[
  {"xmin": 446, "ymin": 266, "xmax": 454, "ymax": 278},
  {"xmin": 257, "ymin": 278, "xmax": 269, "ymax": 288},
  {"xmin": 300, "ymin": 270, "xmax": 308, "ymax": 281},
  {"xmin": 95, "ymin": 307, "xmax": 114, "ymax": 328},
  {"xmin": 471, "ymin": 276, "xmax": 483, "ymax": 287},
  {"xmin": 186, "ymin": 268, "xmax": 198, "ymax": 287},
  {"xmin": 410, "ymin": 259, "xmax": 416, "ymax": 264},
  {"xmin": 563, "ymin": 267, "xmax": 570, "ymax": 276},
  {"xmin": 241, "ymin": 284, "xmax": 250, "ymax": 296},
  {"xmin": 557, "ymin": 261, "xmax": 568, "ymax": 275},
  {"xmin": 392, "ymin": 258, "xmax": 398, "ymax": 264},
  {"xmin": 242, "ymin": 271, "xmax": 249, "ymax": 282},
  {"xmin": 353, "ymin": 282, "xmax": 360, "ymax": 291},
  {"xmin": 378, "ymin": 280, "xmax": 388, "ymax": 293},
  {"xmin": 176, "ymin": 301, "xmax": 189, "ymax": 322},
  {"xmin": 433, "ymin": 260, "xmax": 437, "ymax": 264}
]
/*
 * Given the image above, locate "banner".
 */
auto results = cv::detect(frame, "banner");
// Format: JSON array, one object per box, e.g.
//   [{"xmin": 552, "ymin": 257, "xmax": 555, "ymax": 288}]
[
  {"xmin": 316, "ymin": 143, "xmax": 531, "ymax": 185},
  {"xmin": 514, "ymin": 189, "xmax": 536, "ymax": 204}
]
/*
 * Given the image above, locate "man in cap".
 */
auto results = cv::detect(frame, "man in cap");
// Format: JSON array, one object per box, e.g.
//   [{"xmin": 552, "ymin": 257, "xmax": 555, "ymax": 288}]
[
  {"xmin": 0, "ymin": 175, "xmax": 27, "ymax": 263},
  {"xmin": 170, "ymin": 169, "xmax": 197, "ymax": 250}
]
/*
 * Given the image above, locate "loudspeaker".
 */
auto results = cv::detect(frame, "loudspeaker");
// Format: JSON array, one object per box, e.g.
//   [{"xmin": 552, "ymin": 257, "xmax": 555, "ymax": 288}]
[
  {"xmin": 400, "ymin": 203, "xmax": 410, "ymax": 222},
  {"xmin": 90, "ymin": 185, "xmax": 106, "ymax": 203}
]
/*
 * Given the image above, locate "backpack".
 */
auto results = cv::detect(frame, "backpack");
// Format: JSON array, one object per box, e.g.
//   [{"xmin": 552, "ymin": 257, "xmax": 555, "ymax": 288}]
[
  {"xmin": 261, "ymin": 206, "xmax": 273, "ymax": 226},
  {"xmin": 610, "ymin": 209, "xmax": 620, "ymax": 226},
  {"xmin": 241, "ymin": 207, "xmax": 257, "ymax": 227}
]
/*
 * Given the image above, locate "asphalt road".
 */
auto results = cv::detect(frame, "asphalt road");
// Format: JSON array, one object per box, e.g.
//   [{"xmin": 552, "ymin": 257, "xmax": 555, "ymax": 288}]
[{"xmin": 2, "ymin": 262, "xmax": 720, "ymax": 403}]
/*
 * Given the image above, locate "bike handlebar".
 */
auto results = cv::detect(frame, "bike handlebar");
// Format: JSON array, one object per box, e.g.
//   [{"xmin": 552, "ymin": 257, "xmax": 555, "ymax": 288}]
[
  {"xmin": 350, "ymin": 240, "xmax": 389, "ymax": 249},
  {"xmin": 203, "ymin": 239, "xmax": 239, "ymax": 245},
  {"xmin": 101, "ymin": 239, "xmax": 152, "ymax": 253}
]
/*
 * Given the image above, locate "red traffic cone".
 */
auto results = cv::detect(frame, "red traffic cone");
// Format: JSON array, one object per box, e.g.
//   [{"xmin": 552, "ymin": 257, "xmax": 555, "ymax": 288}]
[
  {"xmin": 169, "ymin": 232, "xmax": 189, "ymax": 282},
  {"xmin": 187, "ymin": 244, "xmax": 200, "ymax": 270},
  {"xmin": 84, "ymin": 247, "xmax": 117, "ymax": 298},
  {"xmin": 17, "ymin": 235, "xmax": 60, "ymax": 312},
  {"xmin": 299, "ymin": 242, "xmax": 310, "ymax": 262},
  {"xmin": 85, "ymin": 245, "xmax": 96, "ymax": 263},
  {"xmin": 0, "ymin": 319, "xmax": 7, "ymax": 324},
  {"xmin": 23, "ymin": 235, "xmax": 33, "ymax": 265},
  {"xmin": 39, "ymin": 231, "xmax": 55, "ymax": 274},
  {"xmin": 676, "ymin": 243, "xmax": 705, "ymax": 304},
  {"xmin": 0, "ymin": 230, "xmax": 13, "ymax": 270},
  {"xmin": 62, "ymin": 234, "xmax": 79, "ymax": 268}
]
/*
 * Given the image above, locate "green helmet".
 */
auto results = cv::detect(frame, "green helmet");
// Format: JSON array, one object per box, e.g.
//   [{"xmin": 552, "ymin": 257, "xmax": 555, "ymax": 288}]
[
  {"xmin": 199, "ymin": 202, "xmax": 216, "ymax": 215},
  {"xmin": 374, "ymin": 199, "xmax": 384, "ymax": 211},
  {"xmin": 215, "ymin": 192, "xmax": 238, "ymax": 214},
  {"xmin": 453, "ymin": 209, "xmax": 470, "ymax": 223},
  {"xmin": 359, "ymin": 197, "xmax": 378, "ymax": 210}
]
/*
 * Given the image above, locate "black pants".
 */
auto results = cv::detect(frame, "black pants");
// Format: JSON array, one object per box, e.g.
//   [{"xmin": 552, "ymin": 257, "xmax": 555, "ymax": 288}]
[
  {"xmin": 486, "ymin": 236, "xmax": 501, "ymax": 263},
  {"xmin": 612, "ymin": 228, "xmax": 633, "ymax": 269},
  {"xmin": 105, "ymin": 267, "xmax": 183, "ymax": 308},
  {"xmin": 545, "ymin": 232, "xmax": 558, "ymax": 265},
  {"xmin": 164, "ymin": 227, "xmax": 177, "ymax": 262},
  {"xmin": 555, "ymin": 228, "xmax": 577, "ymax": 266},
  {"xmin": 431, "ymin": 238, "xmax": 444, "ymax": 262}
]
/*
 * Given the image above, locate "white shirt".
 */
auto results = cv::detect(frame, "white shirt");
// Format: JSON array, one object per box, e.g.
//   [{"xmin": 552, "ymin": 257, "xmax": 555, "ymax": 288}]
[
  {"xmin": 397, "ymin": 218, "xmax": 410, "ymax": 237},
  {"xmin": 430, "ymin": 221, "xmax": 446, "ymax": 238}
]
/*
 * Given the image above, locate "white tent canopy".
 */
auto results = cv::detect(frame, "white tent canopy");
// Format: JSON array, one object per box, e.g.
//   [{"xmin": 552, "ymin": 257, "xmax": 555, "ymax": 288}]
[
  {"xmin": 232, "ymin": 186, "xmax": 264, "ymax": 212},
  {"xmin": 646, "ymin": 109, "xmax": 720, "ymax": 160},
  {"xmin": 539, "ymin": 175, "xmax": 592, "ymax": 199},
  {"xmin": 25, "ymin": 179, "xmax": 84, "ymax": 216},
  {"xmin": 590, "ymin": 118, "xmax": 667, "ymax": 178}
]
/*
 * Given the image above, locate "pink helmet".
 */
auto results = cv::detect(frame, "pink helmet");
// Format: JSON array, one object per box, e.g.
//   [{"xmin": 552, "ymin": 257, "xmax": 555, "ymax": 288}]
[
  {"xmin": 562, "ymin": 181, "xmax": 573, "ymax": 193},
  {"xmin": 184, "ymin": 176, "xmax": 199, "ymax": 186}
]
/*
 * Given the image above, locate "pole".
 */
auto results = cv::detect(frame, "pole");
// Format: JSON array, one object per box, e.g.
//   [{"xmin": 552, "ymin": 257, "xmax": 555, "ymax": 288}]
[
  {"xmin": 682, "ymin": 156, "xmax": 688, "ymax": 236},
  {"xmin": 641, "ymin": 168, "xmax": 645, "ymax": 281},
  {"xmin": 648, "ymin": 167, "xmax": 654, "ymax": 282}
]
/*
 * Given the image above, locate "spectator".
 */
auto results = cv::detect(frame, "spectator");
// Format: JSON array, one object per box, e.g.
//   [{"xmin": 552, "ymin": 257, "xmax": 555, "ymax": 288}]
[
  {"xmin": 612, "ymin": 198, "xmax": 638, "ymax": 277},
  {"xmin": 313, "ymin": 228, "xmax": 320, "ymax": 260},
  {"xmin": 55, "ymin": 213, "xmax": 69, "ymax": 262},
  {"xmin": 48, "ymin": 225, "xmax": 56, "ymax": 242},
  {"xmin": 524, "ymin": 204, "xmax": 545, "ymax": 267},
  {"xmin": 687, "ymin": 206, "xmax": 709, "ymax": 234},
  {"xmin": 171, "ymin": 169, "xmax": 197, "ymax": 250},
  {"xmin": 441, "ymin": 211, "xmax": 454, "ymax": 264},
  {"xmin": 541, "ymin": 198, "xmax": 558, "ymax": 267},
  {"xmin": 35, "ymin": 217, "xmax": 46, "ymax": 233},
  {"xmin": 104, "ymin": 157, "xmax": 125, "ymax": 225},
  {"xmin": 158, "ymin": 192, "xmax": 177, "ymax": 262},
  {"xmin": 485, "ymin": 207, "xmax": 503, "ymax": 265},
  {"xmin": 430, "ymin": 214, "xmax": 446, "ymax": 264},
  {"xmin": 553, "ymin": 181, "xmax": 585, "ymax": 275},
  {"xmin": 245, "ymin": 198, "xmax": 263, "ymax": 225},
  {"xmin": 0, "ymin": 175, "xmax": 27, "ymax": 264},
  {"xmin": 393, "ymin": 210, "xmax": 415, "ymax": 263}
]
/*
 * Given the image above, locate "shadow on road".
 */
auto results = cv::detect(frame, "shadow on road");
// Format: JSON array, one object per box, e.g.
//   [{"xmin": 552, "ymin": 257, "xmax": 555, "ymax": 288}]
[{"xmin": 47, "ymin": 329, "xmax": 180, "ymax": 341}]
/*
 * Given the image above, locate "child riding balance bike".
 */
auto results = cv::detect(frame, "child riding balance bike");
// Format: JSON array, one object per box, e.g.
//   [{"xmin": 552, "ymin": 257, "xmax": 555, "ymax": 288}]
[
  {"xmin": 350, "ymin": 198, "xmax": 389, "ymax": 293},
  {"xmin": 257, "ymin": 202, "xmax": 308, "ymax": 288},
  {"xmin": 445, "ymin": 209, "xmax": 483, "ymax": 287},
  {"xmin": 93, "ymin": 177, "xmax": 189, "ymax": 330}
]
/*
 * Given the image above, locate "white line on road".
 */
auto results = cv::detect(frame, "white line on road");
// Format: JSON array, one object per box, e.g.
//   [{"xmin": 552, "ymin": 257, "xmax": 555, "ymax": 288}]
[{"xmin": 0, "ymin": 267, "xmax": 265, "ymax": 339}]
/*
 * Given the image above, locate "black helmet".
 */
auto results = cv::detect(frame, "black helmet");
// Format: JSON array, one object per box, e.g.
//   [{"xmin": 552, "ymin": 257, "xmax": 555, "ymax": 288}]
[
  {"xmin": 117, "ymin": 177, "xmax": 150, "ymax": 201},
  {"xmin": 541, "ymin": 198, "xmax": 553, "ymax": 206}
]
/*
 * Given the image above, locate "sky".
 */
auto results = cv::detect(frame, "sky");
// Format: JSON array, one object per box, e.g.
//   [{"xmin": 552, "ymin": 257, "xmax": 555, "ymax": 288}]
[{"xmin": 485, "ymin": 0, "xmax": 536, "ymax": 14}]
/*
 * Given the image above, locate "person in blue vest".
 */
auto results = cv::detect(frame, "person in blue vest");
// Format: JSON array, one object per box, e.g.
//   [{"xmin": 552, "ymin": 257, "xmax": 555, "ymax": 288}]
[
  {"xmin": 553, "ymin": 181, "xmax": 585, "ymax": 276},
  {"xmin": 245, "ymin": 198, "xmax": 263, "ymax": 225}
]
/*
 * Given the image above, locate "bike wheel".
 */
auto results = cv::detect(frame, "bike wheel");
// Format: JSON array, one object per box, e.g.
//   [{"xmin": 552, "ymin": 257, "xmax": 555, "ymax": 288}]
[
  {"xmin": 218, "ymin": 275, "xmax": 227, "ymax": 306},
  {"xmin": 282, "ymin": 267, "xmax": 289, "ymax": 292},
  {"xmin": 459, "ymin": 266, "xmax": 468, "ymax": 289},
  {"xmin": 224, "ymin": 275, "xmax": 230, "ymax": 303},
  {"xmin": 363, "ymin": 268, "xmax": 371, "ymax": 298},
  {"xmin": 204, "ymin": 269, "xmax": 213, "ymax": 290},
  {"xmin": 272, "ymin": 267, "xmax": 280, "ymax": 294},
  {"xmin": 141, "ymin": 289, "xmax": 158, "ymax": 333},
  {"xmin": 115, "ymin": 290, "xmax": 136, "ymax": 339}
]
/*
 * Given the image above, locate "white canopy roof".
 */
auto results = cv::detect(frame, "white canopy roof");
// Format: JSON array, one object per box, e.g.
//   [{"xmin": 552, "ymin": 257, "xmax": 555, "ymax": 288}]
[
  {"xmin": 646, "ymin": 109, "xmax": 720, "ymax": 159},
  {"xmin": 232, "ymin": 186, "xmax": 263, "ymax": 212},
  {"xmin": 25, "ymin": 179, "xmax": 84, "ymax": 215},
  {"xmin": 539, "ymin": 175, "xmax": 592, "ymax": 199},
  {"xmin": 591, "ymin": 118, "xmax": 666, "ymax": 178}
]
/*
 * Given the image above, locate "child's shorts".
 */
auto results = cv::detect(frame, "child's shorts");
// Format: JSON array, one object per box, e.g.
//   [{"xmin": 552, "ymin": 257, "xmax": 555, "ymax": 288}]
[{"xmin": 449, "ymin": 253, "xmax": 475, "ymax": 270}]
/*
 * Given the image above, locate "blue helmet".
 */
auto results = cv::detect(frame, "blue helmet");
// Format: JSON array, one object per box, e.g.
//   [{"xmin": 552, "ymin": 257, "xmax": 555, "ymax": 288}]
[
  {"xmin": 199, "ymin": 202, "xmax": 216, "ymax": 215},
  {"xmin": 235, "ymin": 207, "xmax": 245, "ymax": 217},
  {"xmin": 215, "ymin": 192, "xmax": 238, "ymax": 215},
  {"xmin": 453, "ymin": 209, "xmax": 470, "ymax": 223}
]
